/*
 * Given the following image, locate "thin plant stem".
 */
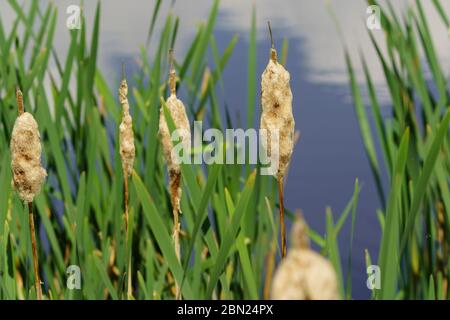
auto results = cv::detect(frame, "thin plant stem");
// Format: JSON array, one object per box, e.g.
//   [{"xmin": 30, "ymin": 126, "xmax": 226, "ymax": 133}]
[
  {"xmin": 16, "ymin": 87, "xmax": 24, "ymax": 115},
  {"xmin": 124, "ymin": 173, "xmax": 129, "ymax": 233},
  {"xmin": 263, "ymin": 239, "xmax": 276, "ymax": 299},
  {"xmin": 267, "ymin": 21, "xmax": 274, "ymax": 49},
  {"xmin": 169, "ymin": 48, "xmax": 181, "ymax": 300},
  {"xmin": 119, "ymin": 63, "xmax": 133, "ymax": 300},
  {"xmin": 278, "ymin": 177, "xmax": 287, "ymax": 258},
  {"xmin": 127, "ymin": 255, "xmax": 132, "ymax": 299},
  {"xmin": 267, "ymin": 21, "xmax": 277, "ymax": 61},
  {"xmin": 169, "ymin": 48, "xmax": 176, "ymax": 95},
  {"xmin": 28, "ymin": 202, "xmax": 42, "ymax": 300},
  {"xmin": 173, "ymin": 207, "xmax": 181, "ymax": 299},
  {"xmin": 17, "ymin": 89, "xmax": 42, "ymax": 299},
  {"xmin": 123, "ymin": 172, "xmax": 132, "ymax": 299}
]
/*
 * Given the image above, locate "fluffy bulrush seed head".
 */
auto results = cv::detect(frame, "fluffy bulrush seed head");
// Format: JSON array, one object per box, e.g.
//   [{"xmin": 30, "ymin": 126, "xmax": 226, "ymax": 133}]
[
  {"xmin": 159, "ymin": 51, "xmax": 190, "ymax": 299},
  {"xmin": 159, "ymin": 53, "xmax": 191, "ymax": 214},
  {"xmin": 159, "ymin": 95, "xmax": 191, "ymax": 212},
  {"xmin": 11, "ymin": 110, "xmax": 47, "ymax": 203},
  {"xmin": 271, "ymin": 214, "xmax": 339, "ymax": 300},
  {"xmin": 260, "ymin": 45, "xmax": 295, "ymax": 180},
  {"xmin": 119, "ymin": 75, "xmax": 135, "ymax": 177}
]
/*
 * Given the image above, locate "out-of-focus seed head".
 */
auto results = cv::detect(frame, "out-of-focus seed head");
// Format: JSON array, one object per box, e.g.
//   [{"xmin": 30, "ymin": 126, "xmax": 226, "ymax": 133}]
[
  {"xmin": 10, "ymin": 112, "xmax": 47, "ymax": 203},
  {"xmin": 271, "ymin": 212, "xmax": 339, "ymax": 300},
  {"xmin": 271, "ymin": 249, "xmax": 340, "ymax": 300},
  {"xmin": 290, "ymin": 211, "xmax": 310, "ymax": 250}
]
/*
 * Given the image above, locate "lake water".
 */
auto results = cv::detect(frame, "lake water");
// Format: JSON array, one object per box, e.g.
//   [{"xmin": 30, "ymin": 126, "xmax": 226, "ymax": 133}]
[{"xmin": 2, "ymin": 0, "xmax": 450, "ymax": 299}]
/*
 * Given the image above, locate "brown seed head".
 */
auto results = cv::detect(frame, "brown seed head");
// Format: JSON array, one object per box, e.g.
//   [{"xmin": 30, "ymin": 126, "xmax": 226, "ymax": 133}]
[
  {"xmin": 271, "ymin": 249, "xmax": 340, "ymax": 300},
  {"xmin": 159, "ymin": 93, "xmax": 191, "ymax": 213},
  {"xmin": 271, "ymin": 212, "xmax": 339, "ymax": 300},
  {"xmin": 291, "ymin": 211, "xmax": 310, "ymax": 250},
  {"xmin": 10, "ymin": 112, "xmax": 47, "ymax": 203},
  {"xmin": 119, "ymin": 75, "xmax": 135, "ymax": 177},
  {"xmin": 260, "ymin": 47, "xmax": 295, "ymax": 179}
]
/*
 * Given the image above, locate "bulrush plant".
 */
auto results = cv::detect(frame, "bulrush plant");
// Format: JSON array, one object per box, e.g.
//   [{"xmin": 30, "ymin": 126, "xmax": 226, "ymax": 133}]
[
  {"xmin": 10, "ymin": 88, "xmax": 47, "ymax": 300},
  {"xmin": 159, "ymin": 49, "xmax": 191, "ymax": 299},
  {"xmin": 260, "ymin": 22, "xmax": 295, "ymax": 258},
  {"xmin": 118, "ymin": 64, "xmax": 135, "ymax": 299},
  {"xmin": 271, "ymin": 213, "xmax": 339, "ymax": 300}
]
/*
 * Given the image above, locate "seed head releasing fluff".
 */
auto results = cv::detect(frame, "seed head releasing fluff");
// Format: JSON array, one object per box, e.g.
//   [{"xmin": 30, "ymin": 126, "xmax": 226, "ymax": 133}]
[
  {"xmin": 119, "ymin": 65, "xmax": 135, "ymax": 177},
  {"xmin": 260, "ymin": 26, "xmax": 295, "ymax": 180},
  {"xmin": 159, "ymin": 50, "xmax": 191, "ymax": 299},
  {"xmin": 272, "ymin": 213, "xmax": 339, "ymax": 300},
  {"xmin": 11, "ymin": 90, "xmax": 47, "ymax": 203},
  {"xmin": 119, "ymin": 65, "xmax": 135, "ymax": 299},
  {"xmin": 11, "ymin": 88, "xmax": 45, "ymax": 300},
  {"xmin": 261, "ymin": 22, "xmax": 295, "ymax": 258},
  {"xmin": 159, "ymin": 51, "xmax": 191, "ymax": 215}
]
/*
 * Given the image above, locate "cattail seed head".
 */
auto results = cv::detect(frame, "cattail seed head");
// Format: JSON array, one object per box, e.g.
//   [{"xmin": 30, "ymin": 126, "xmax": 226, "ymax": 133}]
[
  {"xmin": 290, "ymin": 211, "xmax": 310, "ymax": 250},
  {"xmin": 159, "ymin": 51, "xmax": 191, "ymax": 214},
  {"xmin": 272, "ymin": 214, "xmax": 339, "ymax": 300},
  {"xmin": 260, "ymin": 45, "xmax": 295, "ymax": 180},
  {"xmin": 159, "ymin": 93, "xmax": 191, "ymax": 213},
  {"xmin": 119, "ymin": 76, "xmax": 135, "ymax": 177},
  {"xmin": 272, "ymin": 249, "xmax": 340, "ymax": 300},
  {"xmin": 10, "ymin": 112, "xmax": 47, "ymax": 203}
]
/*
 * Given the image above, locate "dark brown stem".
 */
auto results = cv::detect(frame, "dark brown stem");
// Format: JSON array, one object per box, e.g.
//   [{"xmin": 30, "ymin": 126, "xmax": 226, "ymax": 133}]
[
  {"xmin": 169, "ymin": 170, "xmax": 182, "ymax": 299},
  {"xmin": 278, "ymin": 177, "xmax": 287, "ymax": 259},
  {"xmin": 28, "ymin": 202, "xmax": 42, "ymax": 300},
  {"xmin": 169, "ymin": 49, "xmax": 176, "ymax": 95},
  {"xmin": 16, "ymin": 87, "xmax": 24, "ymax": 115}
]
